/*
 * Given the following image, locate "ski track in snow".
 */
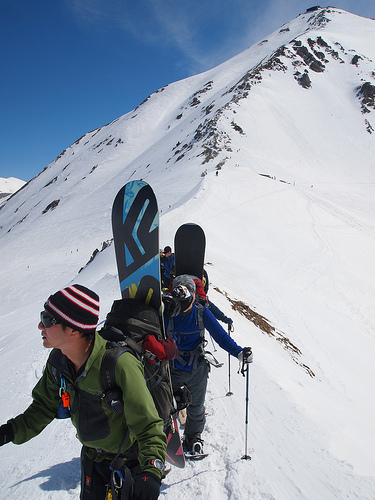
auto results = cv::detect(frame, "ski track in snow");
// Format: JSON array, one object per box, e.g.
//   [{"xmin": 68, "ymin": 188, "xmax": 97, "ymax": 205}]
[
  {"xmin": 2, "ymin": 167, "xmax": 375, "ymax": 498},
  {"xmin": 161, "ymin": 350, "xmax": 375, "ymax": 500}
]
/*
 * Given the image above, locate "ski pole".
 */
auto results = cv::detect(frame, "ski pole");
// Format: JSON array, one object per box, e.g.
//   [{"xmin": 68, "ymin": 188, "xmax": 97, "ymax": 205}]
[
  {"xmin": 226, "ymin": 324, "xmax": 233, "ymax": 396},
  {"xmin": 209, "ymin": 334, "xmax": 217, "ymax": 352},
  {"xmin": 241, "ymin": 349, "xmax": 252, "ymax": 460}
]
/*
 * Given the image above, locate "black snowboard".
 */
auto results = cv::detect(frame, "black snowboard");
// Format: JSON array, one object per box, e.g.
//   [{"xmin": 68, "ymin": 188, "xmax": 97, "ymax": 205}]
[{"xmin": 174, "ymin": 223, "xmax": 206, "ymax": 279}]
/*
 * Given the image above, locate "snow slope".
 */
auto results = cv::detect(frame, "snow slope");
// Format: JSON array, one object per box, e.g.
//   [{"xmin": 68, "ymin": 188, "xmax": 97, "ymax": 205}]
[{"xmin": 0, "ymin": 7, "xmax": 374, "ymax": 499}]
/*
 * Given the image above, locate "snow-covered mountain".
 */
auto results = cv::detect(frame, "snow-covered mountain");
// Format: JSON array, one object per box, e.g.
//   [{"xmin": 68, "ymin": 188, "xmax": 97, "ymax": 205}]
[
  {"xmin": 0, "ymin": 177, "xmax": 26, "ymax": 203},
  {"xmin": 1, "ymin": 6, "xmax": 374, "ymax": 499}
]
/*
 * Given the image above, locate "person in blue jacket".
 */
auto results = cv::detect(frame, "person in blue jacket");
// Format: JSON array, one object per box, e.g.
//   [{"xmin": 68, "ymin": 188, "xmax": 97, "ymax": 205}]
[
  {"xmin": 164, "ymin": 275, "xmax": 252, "ymax": 456},
  {"xmin": 162, "ymin": 246, "xmax": 175, "ymax": 288}
]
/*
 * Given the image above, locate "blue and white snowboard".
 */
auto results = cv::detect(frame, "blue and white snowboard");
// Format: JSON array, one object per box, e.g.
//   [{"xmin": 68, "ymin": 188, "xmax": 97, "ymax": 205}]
[
  {"xmin": 112, "ymin": 180, "xmax": 161, "ymax": 310},
  {"xmin": 112, "ymin": 180, "xmax": 185, "ymax": 468}
]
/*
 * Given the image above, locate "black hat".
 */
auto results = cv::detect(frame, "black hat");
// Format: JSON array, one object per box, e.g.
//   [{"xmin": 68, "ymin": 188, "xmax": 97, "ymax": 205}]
[
  {"xmin": 44, "ymin": 284, "xmax": 99, "ymax": 334},
  {"xmin": 164, "ymin": 246, "xmax": 172, "ymax": 253}
]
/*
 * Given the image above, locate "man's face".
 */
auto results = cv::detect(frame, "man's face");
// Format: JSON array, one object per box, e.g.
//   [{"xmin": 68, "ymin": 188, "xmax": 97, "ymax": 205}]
[
  {"xmin": 164, "ymin": 251, "xmax": 171, "ymax": 258},
  {"xmin": 39, "ymin": 311, "xmax": 70, "ymax": 350}
]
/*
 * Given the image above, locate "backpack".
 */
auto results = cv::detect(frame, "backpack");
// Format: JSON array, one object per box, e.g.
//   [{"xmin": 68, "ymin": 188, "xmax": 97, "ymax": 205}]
[{"xmin": 99, "ymin": 298, "xmax": 177, "ymax": 429}]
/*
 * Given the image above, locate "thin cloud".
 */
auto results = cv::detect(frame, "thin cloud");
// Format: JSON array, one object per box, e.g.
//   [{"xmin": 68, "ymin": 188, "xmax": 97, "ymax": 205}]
[
  {"xmin": 41, "ymin": 0, "xmax": 268, "ymax": 74},
  {"xmin": 63, "ymin": 0, "xmax": 114, "ymax": 25},
  {"xmin": 144, "ymin": 0, "xmax": 259, "ymax": 74},
  {"xmin": 65, "ymin": 0, "xmax": 373, "ymax": 79}
]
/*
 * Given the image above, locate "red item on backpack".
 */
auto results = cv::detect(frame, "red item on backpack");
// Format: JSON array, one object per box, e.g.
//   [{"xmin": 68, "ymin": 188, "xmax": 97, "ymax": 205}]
[{"xmin": 142, "ymin": 335, "xmax": 178, "ymax": 362}]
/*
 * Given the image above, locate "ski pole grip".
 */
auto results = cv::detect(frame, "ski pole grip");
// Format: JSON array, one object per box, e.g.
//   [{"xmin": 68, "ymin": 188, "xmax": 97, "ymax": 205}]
[{"xmin": 243, "ymin": 347, "xmax": 253, "ymax": 363}]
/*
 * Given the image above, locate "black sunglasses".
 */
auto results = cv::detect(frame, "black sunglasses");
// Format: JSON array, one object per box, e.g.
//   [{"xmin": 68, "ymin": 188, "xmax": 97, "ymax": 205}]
[{"xmin": 40, "ymin": 311, "xmax": 60, "ymax": 328}]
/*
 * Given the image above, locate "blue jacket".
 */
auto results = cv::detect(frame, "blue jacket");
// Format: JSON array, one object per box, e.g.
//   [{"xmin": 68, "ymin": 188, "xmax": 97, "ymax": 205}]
[
  {"xmin": 165, "ymin": 304, "xmax": 242, "ymax": 371},
  {"xmin": 164, "ymin": 254, "xmax": 175, "ymax": 279}
]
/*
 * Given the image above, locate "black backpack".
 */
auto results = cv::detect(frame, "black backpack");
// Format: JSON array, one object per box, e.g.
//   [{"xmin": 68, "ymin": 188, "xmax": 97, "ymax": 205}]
[{"xmin": 99, "ymin": 298, "xmax": 175, "ymax": 429}]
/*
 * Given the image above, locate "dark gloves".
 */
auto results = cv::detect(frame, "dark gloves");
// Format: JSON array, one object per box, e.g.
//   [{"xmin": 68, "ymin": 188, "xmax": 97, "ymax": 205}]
[
  {"xmin": 238, "ymin": 347, "xmax": 253, "ymax": 364},
  {"xmin": 238, "ymin": 347, "xmax": 253, "ymax": 376},
  {"xmin": 222, "ymin": 316, "xmax": 233, "ymax": 326},
  {"xmin": 0, "ymin": 423, "xmax": 14, "ymax": 446},
  {"xmin": 132, "ymin": 471, "xmax": 161, "ymax": 500}
]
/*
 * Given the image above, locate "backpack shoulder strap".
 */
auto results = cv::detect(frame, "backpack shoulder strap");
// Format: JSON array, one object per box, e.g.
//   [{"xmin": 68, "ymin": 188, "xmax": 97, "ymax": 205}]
[
  {"xmin": 100, "ymin": 343, "xmax": 133, "ymax": 415},
  {"xmin": 100, "ymin": 343, "xmax": 132, "ymax": 393},
  {"xmin": 166, "ymin": 317, "xmax": 175, "ymax": 338},
  {"xmin": 195, "ymin": 302, "xmax": 205, "ymax": 338}
]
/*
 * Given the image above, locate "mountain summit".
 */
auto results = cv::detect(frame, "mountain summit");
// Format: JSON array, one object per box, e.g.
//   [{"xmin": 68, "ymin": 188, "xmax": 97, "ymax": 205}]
[
  {"xmin": 0, "ymin": 7, "xmax": 375, "ymax": 499},
  {"xmin": 1, "ymin": 7, "xmax": 374, "ymax": 238}
]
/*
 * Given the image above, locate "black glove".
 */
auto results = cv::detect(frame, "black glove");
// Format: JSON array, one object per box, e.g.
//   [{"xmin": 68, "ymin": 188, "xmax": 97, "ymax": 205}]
[
  {"xmin": 238, "ymin": 347, "xmax": 253, "ymax": 364},
  {"xmin": 222, "ymin": 316, "xmax": 233, "ymax": 326},
  {"xmin": 132, "ymin": 471, "xmax": 161, "ymax": 500},
  {"xmin": 0, "ymin": 423, "xmax": 14, "ymax": 446}
]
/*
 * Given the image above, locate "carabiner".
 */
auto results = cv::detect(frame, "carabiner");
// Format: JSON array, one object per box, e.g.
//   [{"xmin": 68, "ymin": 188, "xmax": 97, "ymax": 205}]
[
  {"xmin": 59, "ymin": 376, "xmax": 67, "ymax": 397},
  {"xmin": 112, "ymin": 469, "xmax": 124, "ymax": 489}
]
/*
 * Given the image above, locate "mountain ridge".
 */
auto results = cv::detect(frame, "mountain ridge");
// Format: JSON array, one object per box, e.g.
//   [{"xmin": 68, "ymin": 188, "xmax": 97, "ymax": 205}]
[
  {"xmin": 0, "ymin": 7, "xmax": 375, "ymax": 498},
  {"xmin": 1, "ymin": 8, "xmax": 374, "ymax": 229}
]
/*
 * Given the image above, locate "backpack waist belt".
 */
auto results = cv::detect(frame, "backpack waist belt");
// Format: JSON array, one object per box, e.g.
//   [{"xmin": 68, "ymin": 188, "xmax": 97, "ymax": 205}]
[{"xmin": 175, "ymin": 342, "xmax": 205, "ymax": 370}]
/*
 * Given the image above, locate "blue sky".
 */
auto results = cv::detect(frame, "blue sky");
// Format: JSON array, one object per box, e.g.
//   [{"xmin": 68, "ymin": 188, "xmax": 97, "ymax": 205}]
[{"xmin": 1, "ymin": 0, "xmax": 374, "ymax": 181}]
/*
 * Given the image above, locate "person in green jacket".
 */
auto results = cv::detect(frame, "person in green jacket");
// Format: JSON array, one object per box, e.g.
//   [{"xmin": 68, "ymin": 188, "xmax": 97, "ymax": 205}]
[{"xmin": 0, "ymin": 284, "xmax": 167, "ymax": 500}]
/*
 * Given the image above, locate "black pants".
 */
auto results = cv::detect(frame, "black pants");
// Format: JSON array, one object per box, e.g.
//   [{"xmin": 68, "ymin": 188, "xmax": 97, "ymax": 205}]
[
  {"xmin": 80, "ymin": 448, "xmax": 140, "ymax": 500},
  {"xmin": 170, "ymin": 359, "xmax": 210, "ymax": 441}
]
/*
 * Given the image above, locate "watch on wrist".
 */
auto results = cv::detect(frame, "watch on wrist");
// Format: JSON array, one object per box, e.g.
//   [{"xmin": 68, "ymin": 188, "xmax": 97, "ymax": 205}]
[{"xmin": 147, "ymin": 458, "xmax": 164, "ymax": 472}]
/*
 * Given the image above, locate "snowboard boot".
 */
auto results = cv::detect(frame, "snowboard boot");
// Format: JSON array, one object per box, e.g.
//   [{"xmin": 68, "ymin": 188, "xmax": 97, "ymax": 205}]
[
  {"xmin": 192, "ymin": 439, "xmax": 204, "ymax": 455},
  {"xmin": 183, "ymin": 436, "xmax": 204, "ymax": 455}
]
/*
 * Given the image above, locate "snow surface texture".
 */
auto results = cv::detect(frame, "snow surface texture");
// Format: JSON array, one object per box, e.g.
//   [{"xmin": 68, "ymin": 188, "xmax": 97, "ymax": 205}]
[{"xmin": 0, "ymin": 7, "xmax": 375, "ymax": 499}]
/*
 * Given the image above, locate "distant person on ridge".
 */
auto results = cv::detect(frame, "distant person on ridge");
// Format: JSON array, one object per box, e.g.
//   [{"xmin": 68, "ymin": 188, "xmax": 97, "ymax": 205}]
[
  {"xmin": 162, "ymin": 246, "xmax": 175, "ymax": 289},
  {"xmin": 0, "ymin": 284, "xmax": 166, "ymax": 500},
  {"xmin": 164, "ymin": 275, "xmax": 253, "ymax": 457}
]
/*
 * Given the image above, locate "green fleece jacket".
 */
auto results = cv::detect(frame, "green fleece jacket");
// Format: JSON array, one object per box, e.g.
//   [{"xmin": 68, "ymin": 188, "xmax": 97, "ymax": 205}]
[{"xmin": 8, "ymin": 332, "xmax": 166, "ymax": 479}]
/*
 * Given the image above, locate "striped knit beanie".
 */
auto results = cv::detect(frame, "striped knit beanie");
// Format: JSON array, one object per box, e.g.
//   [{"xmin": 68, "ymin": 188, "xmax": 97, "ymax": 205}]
[{"xmin": 44, "ymin": 284, "xmax": 100, "ymax": 334}]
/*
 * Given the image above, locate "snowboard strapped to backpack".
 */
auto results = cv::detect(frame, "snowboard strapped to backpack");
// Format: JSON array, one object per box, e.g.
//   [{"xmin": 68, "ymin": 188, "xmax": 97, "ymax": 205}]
[{"xmin": 99, "ymin": 298, "xmax": 182, "ymax": 429}]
